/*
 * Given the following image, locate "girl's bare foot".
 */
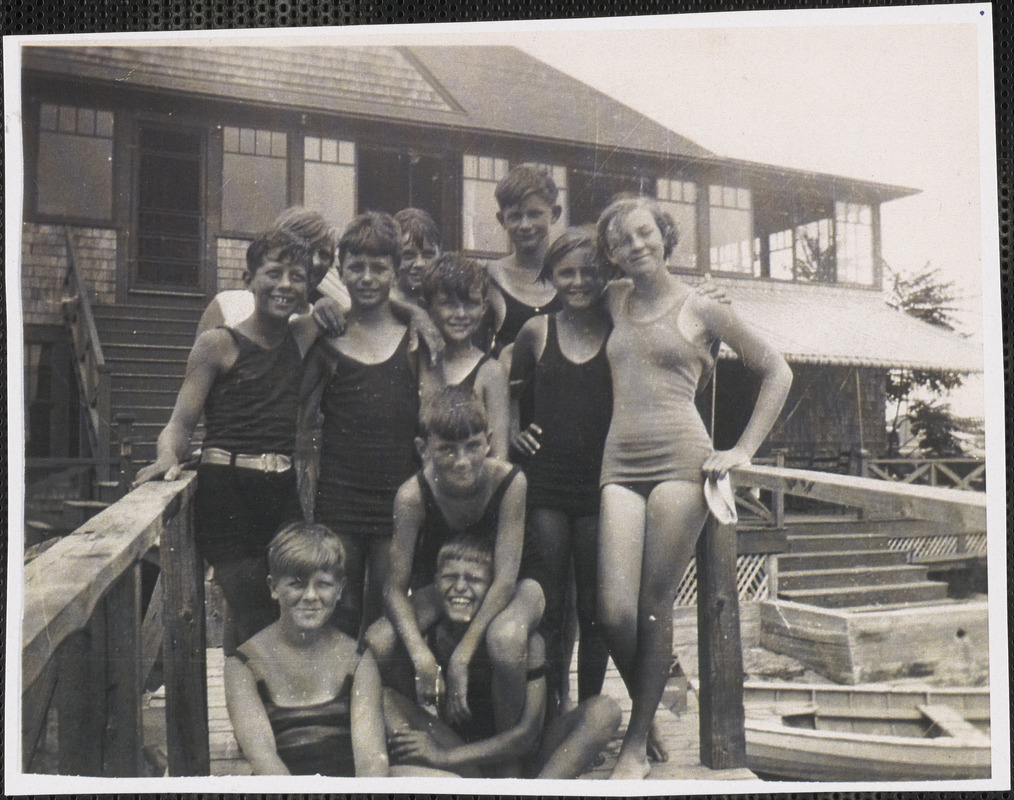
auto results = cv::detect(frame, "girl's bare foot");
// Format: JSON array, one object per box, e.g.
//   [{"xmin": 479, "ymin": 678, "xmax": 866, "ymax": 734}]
[
  {"xmin": 647, "ymin": 721, "xmax": 668, "ymax": 763},
  {"xmin": 609, "ymin": 749, "xmax": 651, "ymax": 779}
]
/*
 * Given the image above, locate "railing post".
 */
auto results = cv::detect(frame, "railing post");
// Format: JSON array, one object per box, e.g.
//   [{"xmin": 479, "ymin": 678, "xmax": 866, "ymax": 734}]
[
  {"xmin": 56, "ymin": 625, "xmax": 106, "ymax": 775},
  {"xmin": 103, "ymin": 564, "xmax": 143, "ymax": 776},
  {"xmin": 162, "ymin": 492, "xmax": 210, "ymax": 776},
  {"xmin": 772, "ymin": 449, "xmax": 786, "ymax": 529},
  {"xmin": 116, "ymin": 413, "xmax": 137, "ymax": 494},
  {"xmin": 696, "ymin": 514, "xmax": 747, "ymax": 769}
]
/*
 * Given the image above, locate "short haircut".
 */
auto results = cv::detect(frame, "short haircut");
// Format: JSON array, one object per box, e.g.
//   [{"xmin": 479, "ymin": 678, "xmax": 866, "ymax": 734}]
[
  {"xmin": 538, "ymin": 224, "xmax": 606, "ymax": 284},
  {"xmin": 596, "ymin": 196, "xmax": 680, "ymax": 265},
  {"xmin": 421, "ymin": 252, "xmax": 489, "ymax": 304},
  {"xmin": 394, "ymin": 207, "xmax": 442, "ymax": 250},
  {"xmin": 246, "ymin": 228, "xmax": 312, "ymax": 276},
  {"xmin": 494, "ymin": 163, "xmax": 559, "ymax": 211},
  {"xmin": 436, "ymin": 539, "xmax": 493, "ymax": 577},
  {"xmin": 419, "ymin": 385, "xmax": 488, "ymax": 441},
  {"xmin": 267, "ymin": 521, "xmax": 346, "ymax": 582},
  {"xmin": 337, "ymin": 211, "xmax": 402, "ymax": 271},
  {"xmin": 273, "ymin": 206, "xmax": 337, "ymax": 289}
]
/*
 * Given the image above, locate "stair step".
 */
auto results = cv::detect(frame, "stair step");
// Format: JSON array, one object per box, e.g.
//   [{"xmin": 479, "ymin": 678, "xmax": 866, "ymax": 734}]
[
  {"xmin": 779, "ymin": 580, "xmax": 949, "ymax": 608},
  {"xmin": 105, "ymin": 342, "xmax": 193, "ymax": 356},
  {"xmin": 778, "ymin": 549, "xmax": 909, "ymax": 570},
  {"xmin": 110, "ymin": 374, "xmax": 186, "ymax": 393},
  {"xmin": 64, "ymin": 499, "xmax": 112, "ymax": 510},
  {"xmin": 786, "ymin": 533, "xmax": 892, "ymax": 553},
  {"xmin": 93, "ymin": 305, "xmax": 205, "ymax": 323},
  {"xmin": 778, "ymin": 565, "xmax": 929, "ymax": 590}
]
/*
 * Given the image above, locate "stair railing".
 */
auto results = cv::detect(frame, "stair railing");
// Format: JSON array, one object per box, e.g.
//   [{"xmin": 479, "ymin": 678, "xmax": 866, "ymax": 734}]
[
  {"xmin": 60, "ymin": 227, "xmax": 112, "ymax": 482},
  {"xmin": 865, "ymin": 456, "xmax": 986, "ymax": 492}
]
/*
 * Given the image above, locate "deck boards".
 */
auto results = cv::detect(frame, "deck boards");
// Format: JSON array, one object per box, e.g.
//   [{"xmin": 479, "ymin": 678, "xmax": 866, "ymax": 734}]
[{"xmin": 197, "ymin": 647, "xmax": 755, "ymax": 781}]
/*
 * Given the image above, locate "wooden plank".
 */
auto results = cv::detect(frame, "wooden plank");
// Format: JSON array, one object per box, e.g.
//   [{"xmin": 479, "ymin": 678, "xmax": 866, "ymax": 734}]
[
  {"xmin": 103, "ymin": 564, "xmax": 143, "ymax": 776},
  {"xmin": 733, "ymin": 464, "xmax": 986, "ymax": 533},
  {"xmin": 696, "ymin": 515, "xmax": 747, "ymax": 769},
  {"xmin": 162, "ymin": 503, "xmax": 210, "ymax": 776},
  {"xmin": 140, "ymin": 572, "xmax": 165, "ymax": 689},
  {"xmin": 56, "ymin": 625, "xmax": 106, "ymax": 775},
  {"xmin": 21, "ymin": 656, "xmax": 59, "ymax": 772},
  {"xmin": 917, "ymin": 704, "xmax": 990, "ymax": 743},
  {"xmin": 22, "ymin": 474, "xmax": 197, "ymax": 689}
]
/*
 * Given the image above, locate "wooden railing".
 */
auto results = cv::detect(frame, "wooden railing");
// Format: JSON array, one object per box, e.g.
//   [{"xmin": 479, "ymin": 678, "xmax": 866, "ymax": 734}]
[
  {"xmin": 61, "ymin": 227, "xmax": 111, "ymax": 482},
  {"xmin": 21, "ymin": 473, "xmax": 208, "ymax": 776},
  {"xmin": 19, "ymin": 462, "xmax": 989, "ymax": 777},
  {"xmin": 864, "ymin": 456, "xmax": 986, "ymax": 492}
]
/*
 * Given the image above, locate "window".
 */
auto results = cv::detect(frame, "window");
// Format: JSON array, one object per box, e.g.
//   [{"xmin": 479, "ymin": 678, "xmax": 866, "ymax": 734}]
[
  {"xmin": 136, "ymin": 126, "xmax": 203, "ymax": 287},
  {"xmin": 835, "ymin": 202, "xmax": 874, "ymax": 285},
  {"xmin": 656, "ymin": 178, "xmax": 697, "ymax": 270},
  {"xmin": 357, "ymin": 147, "xmax": 444, "ymax": 230},
  {"xmin": 222, "ymin": 126, "xmax": 288, "ymax": 234},
  {"xmin": 36, "ymin": 104, "xmax": 114, "ymax": 220},
  {"xmin": 462, "ymin": 155, "xmax": 510, "ymax": 255},
  {"xmin": 793, "ymin": 215, "xmax": 835, "ymax": 283},
  {"xmin": 304, "ymin": 136, "xmax": 356, "ymax": 232},
  {"xmin": 569, "ymin": 168, "xmax": 651, "ymax": 227},
  {"xmin": 709, "ymin": 185, "xmax": 753, "ymax": 274}
]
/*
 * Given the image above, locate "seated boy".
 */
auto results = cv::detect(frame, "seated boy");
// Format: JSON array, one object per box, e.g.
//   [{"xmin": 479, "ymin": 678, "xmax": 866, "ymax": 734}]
[
  {"xmin": 366, "ymin": 386, "xmax": 544, "ymax": 775},
  {"xmin": 135, "ymin": 227, "xmax": 333, "ymax": 651},
  {"xmin": 381, "ymin": 540, "xmax": 620, "ymax": 778},
  {"xmin": 418, "ymin": 253, "xmax": 509, "ymax": 459},
  {"xmin": 394, "ymin": 207, "xmax": 442, "ymax": 307}
]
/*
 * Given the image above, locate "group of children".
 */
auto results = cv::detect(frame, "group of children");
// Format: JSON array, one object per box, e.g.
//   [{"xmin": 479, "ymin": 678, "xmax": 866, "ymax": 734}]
[{"xmin": 136, "ymin": 162, "xmax": 791, "ymax": 779}]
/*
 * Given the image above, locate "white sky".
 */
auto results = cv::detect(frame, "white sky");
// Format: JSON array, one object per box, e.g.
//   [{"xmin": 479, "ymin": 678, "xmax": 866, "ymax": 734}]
[{"xmin": 515, "ymin": 20, "xmax": 986, "ymax": 334}]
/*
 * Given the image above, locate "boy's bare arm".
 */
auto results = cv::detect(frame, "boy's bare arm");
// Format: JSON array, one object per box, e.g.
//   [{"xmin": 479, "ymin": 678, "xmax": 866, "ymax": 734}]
[
  {"xmin": 389, "ymin": 637, "xmax": 546, "ymax": 771},
  {"xmin": 350, "ymin": 651, "xmax": 392, "ymax": 777},
  {"xmin": 445, "ymin": 471, "xmax": 526, "ymax": 718},
  {"xmin": 478, "ymin": 359, "xmax": 510, "ymax": 460},
  {"xmin": 290, "ymin": 295, "xmax": 350, "ymax": 356},
  {"xmin": 134, "ymin": 330, "xmax": 231, "ymax": 485},
  {"xmin": 386, "ymin": 481, "xmax": 442, "ymax": 701},
  {"xmin": 223, "ymin": 656, "xmax": 291, "ymax": 775},
  {"xmin": 389, "ymin": 294, "xmax": 444, "ymax": 364}
]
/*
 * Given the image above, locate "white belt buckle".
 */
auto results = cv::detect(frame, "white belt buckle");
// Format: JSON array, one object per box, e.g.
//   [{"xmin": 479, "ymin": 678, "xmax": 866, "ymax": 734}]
[{"xmin": 262, "ymin": 453, "xmax": 280, "ymax": 472}]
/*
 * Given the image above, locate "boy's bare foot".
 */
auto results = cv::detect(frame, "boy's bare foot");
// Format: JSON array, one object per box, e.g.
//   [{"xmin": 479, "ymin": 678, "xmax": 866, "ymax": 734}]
[
  {"xmin": 609, "ymin": 750, "xmax": 650, "ymax": 779},
  {"xmin": 647, "ymin": 721, "xmax": 668, "ymax": 763}
]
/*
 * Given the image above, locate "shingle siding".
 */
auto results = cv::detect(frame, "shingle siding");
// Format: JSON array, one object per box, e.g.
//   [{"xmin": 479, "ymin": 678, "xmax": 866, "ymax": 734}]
[
  {"xmin": 217, "ymin": 237, "xmax": 250, "ymax": 292},
  {"xmin": 21, "ymin": 223, "xmax": 117, "ymax": 326}
]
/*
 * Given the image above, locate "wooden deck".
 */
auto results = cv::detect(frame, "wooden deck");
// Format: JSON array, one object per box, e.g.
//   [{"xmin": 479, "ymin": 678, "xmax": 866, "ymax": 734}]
[{"xmin": 152, "ymin": 647, "xmax": 755, "ymax": 781}]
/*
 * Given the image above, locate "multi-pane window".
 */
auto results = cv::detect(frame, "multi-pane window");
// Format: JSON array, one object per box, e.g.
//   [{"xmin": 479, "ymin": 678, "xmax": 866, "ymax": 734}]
[
  {"xmin": 656, "ymin": 178, "xmax": 697, "ymax": 270},
  {"xmin": 222, "ymin": 126, "xmax": 288, "ymax": 233},
  {"xmin": 835, "ymin": 201, "xmax": 874, "ymax": 285},
  {"xmin": 793, "ymin": 216, "xmax": 835, "ymax": 283},
  {"xmin": 709, "ymin": 185, "xmax": 753, "ymax": 274},
  {"xmin": 304, "ymin": 136, "xmax": 356, "ymax": 232},
  {"xmin": 36, "ymin": 104, "xmax": 114, "ymax": 220},
  {"xmin": 462, "ymin": 155, "xmax": 510, "ymax": 255}
]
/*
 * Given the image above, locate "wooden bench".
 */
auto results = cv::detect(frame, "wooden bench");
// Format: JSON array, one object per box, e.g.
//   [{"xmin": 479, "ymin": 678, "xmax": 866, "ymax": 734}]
[{"xmin": 917, "ymin": 704, "xmax": 990, "ymax": 742}]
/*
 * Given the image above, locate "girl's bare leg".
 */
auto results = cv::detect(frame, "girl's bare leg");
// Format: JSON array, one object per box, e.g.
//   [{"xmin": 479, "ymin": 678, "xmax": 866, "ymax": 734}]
[
  {"xmin": 528, "ymin": 508, "xmax": 572, "ymax": 713},
  {"xmin": 597, "ymin": 485, "xmax": 646, "ymax": 694},
  {"xmin": 610, "ymin": 480, "xmax": 707, "ymax": 780},
  {"xmin": 572, "ymin": 514, "xmax": 608, "ymax": 702},
  {"xmin": 361, "ymin": 536, "xmax": 392, "ymax": 636}
]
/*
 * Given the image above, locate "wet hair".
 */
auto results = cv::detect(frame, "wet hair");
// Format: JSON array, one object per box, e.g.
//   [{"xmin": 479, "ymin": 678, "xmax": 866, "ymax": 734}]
[
  {"xmin": 538, "ymin": 225, "xmax": 609, "ymax": 284},
  {"xmin": 273, "ymin": 207, "xmax": 337, "ymax": 289},
  {"xmin": 419, "ymin": 386, "xmax": 488, "ymax": 441},
  {"xmin": 596, "ymin": 196, "xmax": 680, "ymax": 267},
  {"xmin": 267, "ymin": 521, "xmax": 346, "ymax": 582},
  {"xmin": 337, "ymin": 211, "xmax": 402, "ymax": 272},
  {"xmin": 494, "ymin": 163, "xmax": 559, "ymax": 211},
  {"xmin": 394, "ymin": 207, "xmax": 442, "ymax": 250},
  {"xmin": 421, "ymin": 252, "xmax": 489, "ymax": 305},
  {"xmin": 436, "ymin": 539, "xmax": 493, "ymax": 577},
  {"xmin": 246, "ymin": 227, "xmax": 312, "ymax": 277}
]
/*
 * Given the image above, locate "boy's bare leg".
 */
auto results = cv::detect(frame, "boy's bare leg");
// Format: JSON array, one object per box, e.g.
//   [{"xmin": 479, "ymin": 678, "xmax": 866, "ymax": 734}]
[
  {"xmin": 361, "ymin": 536, "xmax": 393, "ymax": 635},
  {"xmin": 383, "ymin": 688, "xmax": 480, "ymax": 778},
  {"xmin": 485, "ymin": 579, "xmax": 545, "ymax": 777},
  {"xmin": 536, "ymin": 695, "xmax": 621, "ymax": 779}
]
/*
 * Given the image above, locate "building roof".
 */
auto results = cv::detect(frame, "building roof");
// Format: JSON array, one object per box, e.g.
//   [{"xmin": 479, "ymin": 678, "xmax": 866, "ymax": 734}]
[
  {"xmin": 712, "ymin": 279, "xmax": 983, "ymax": 373},
  {"xmin": 23, "ymin": 44, "xmax": 713, "ymax": 159}
]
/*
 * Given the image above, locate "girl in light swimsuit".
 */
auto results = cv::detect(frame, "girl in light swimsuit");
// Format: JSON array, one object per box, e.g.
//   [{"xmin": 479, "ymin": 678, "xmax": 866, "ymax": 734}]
[{"xmin": 595, "ymin": 197, "xmax": 792, "ymax": 779}]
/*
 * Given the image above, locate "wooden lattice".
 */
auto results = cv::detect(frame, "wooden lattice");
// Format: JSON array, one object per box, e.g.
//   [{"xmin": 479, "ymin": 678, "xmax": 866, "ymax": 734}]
[
  {"xmin": 672, "ymin": 554, "xmax": 769, "ymax": 607},
  {"xmin": 888, "ymin": 533, "xmax": 988, "ymax": 560}
]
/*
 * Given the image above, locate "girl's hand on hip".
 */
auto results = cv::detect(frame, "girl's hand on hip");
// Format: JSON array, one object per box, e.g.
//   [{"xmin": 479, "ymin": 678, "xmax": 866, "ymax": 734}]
[{"xmin": 511, "ymin": 424, "xmax": 542, "ymax": 457}]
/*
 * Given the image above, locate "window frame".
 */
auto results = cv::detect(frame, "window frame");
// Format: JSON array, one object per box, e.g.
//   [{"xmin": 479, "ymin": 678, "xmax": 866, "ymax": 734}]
[{"xmin": 217, "ymin": 123, "xmax": 293, "ymax": 239}]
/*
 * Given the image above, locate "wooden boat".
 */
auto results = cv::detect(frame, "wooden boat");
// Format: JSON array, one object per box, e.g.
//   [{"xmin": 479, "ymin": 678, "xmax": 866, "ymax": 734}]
[{"xmin": 743, "ymin": 681, "xmax": 991, "ymax": 781}]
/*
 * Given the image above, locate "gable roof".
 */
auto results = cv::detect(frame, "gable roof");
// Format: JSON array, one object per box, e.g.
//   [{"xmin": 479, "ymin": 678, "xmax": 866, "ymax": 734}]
[{"xmin": 23, "ymin": 44, "xmax": 713, "ymax": 159}]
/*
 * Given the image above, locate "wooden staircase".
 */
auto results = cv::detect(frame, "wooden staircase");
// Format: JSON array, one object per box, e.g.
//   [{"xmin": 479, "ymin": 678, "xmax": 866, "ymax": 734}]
[
  {"xmin": 93, "ymin": 302, "xmax": 204, "ymax": 466},
  {"xmin": 774, "ymin": 521, "xmax": 950, "ymax": 609}
]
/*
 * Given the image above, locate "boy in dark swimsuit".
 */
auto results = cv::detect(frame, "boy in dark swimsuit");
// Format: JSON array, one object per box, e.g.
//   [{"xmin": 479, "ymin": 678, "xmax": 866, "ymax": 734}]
[
  {"xmin": 134, "ymin": 227, "xmax": 342, "ymax": 651},
  {"xmin": 381, "ymin": 540, "xmax": 620, "ymax": 778},
  {"xmin": 366, "ymin": 386, "xmax": 545, "ymax": 776}
]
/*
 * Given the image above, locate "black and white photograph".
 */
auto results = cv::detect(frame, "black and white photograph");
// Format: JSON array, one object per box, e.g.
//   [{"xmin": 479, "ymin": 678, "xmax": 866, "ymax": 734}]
[{"xmin": 5, "ymin": 5, "xmax": 1007, "ymax": 793}]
